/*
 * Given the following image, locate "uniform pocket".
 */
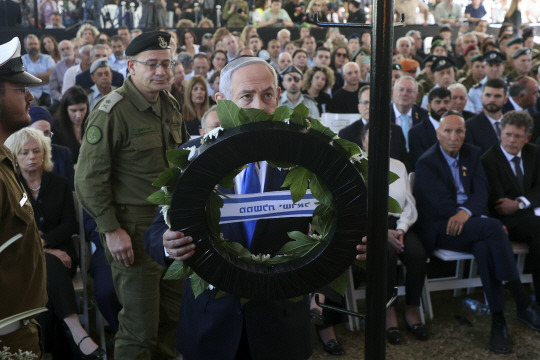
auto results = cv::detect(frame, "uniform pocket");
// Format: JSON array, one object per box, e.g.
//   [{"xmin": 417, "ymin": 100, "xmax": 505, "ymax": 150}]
[{"xmin": 130, "ymin": 132, "xmax": 162, "ymax": 151}]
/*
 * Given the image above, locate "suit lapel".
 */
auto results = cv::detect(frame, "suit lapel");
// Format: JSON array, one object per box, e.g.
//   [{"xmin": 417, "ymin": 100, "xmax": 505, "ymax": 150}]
[
  {"xmin": 522, "ymin": 145, "xmax": 534, "ymax": 192},
  {"xmin": 480, "ymin": 113, "xmax": 499, "ymax": 143},
  {"xmin": 494, "ymin": 146, "xmax": 522, "ymax": 193}
]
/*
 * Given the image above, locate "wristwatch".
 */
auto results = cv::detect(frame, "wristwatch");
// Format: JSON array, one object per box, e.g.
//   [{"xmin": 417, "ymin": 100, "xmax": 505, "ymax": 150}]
[{"xmin": 517, "ymin": 200, "xmax": 525, "ymax": 210}]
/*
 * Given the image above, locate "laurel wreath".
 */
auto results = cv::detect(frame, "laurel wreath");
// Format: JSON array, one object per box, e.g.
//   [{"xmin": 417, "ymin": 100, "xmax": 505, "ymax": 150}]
[{"xmin": 147, "ymin": 100, "xmax": 401, "ymax": 300}]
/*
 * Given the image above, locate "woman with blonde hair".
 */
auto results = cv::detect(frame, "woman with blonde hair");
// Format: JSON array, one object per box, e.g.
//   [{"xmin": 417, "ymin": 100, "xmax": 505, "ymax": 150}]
[
  {"xmin": 240, "ymin": 25, "xmax": 259, "ymax": 47},
  {"xmin": 302, "ymin": 65, "xmax": 334, "ymax": 114},
  {"xmin": 5, "ymin": 128, "xmax": 105, "ymax": 359},
  {"xmin": 504, "ymin": 0, "xmax": 522, "ymax": 35},
  {"xmin": 183, "ymin": 75, "xmax": 210, "ymax": 135},
  {"xmin": 76, "ymin": 24, "xmax": 99, "ymax": 45}
]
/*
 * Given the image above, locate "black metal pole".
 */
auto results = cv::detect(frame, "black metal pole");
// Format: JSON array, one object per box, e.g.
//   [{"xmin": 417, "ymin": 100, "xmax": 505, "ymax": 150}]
[{"xmin": 365, "ymin": 0, "xmax": 394, "ymax": 358}]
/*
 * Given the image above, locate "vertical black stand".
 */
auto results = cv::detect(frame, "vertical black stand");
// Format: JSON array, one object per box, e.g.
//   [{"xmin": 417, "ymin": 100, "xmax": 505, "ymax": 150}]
[{"xmin": 312, "ymin": 2, "xmax": 399, "ymax": 357}]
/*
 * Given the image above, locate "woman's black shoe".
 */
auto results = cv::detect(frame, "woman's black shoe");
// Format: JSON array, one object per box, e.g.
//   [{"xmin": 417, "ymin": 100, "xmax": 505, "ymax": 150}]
[
  {"xmin": 406, "ymin": 321, "xmax": 429, "ymax": 341},
  {"xmin": 386, "ymin": 327, "xmax": 401, "ymax": 345},
  {"xmin": 77, "ymin": 336, "xmax": 106, "ymax": 360},
  {"xmin": 321, "ymin": 338, "xmax": 345, "ymax": 356}
]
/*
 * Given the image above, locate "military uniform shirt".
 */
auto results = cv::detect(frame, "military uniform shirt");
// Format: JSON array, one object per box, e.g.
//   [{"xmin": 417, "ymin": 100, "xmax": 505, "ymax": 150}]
[
  {"xmin": 75, "ymin": 76, "xmax": 189, "ymax": 233},
  {"xmin": 0, "ymin": 145, "xmax": 47, "ymax": 321}
]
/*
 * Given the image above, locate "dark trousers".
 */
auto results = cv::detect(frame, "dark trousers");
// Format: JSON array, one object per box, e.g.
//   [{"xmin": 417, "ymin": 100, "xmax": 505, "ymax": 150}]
[
  {"xmin": 436, "ymin": 216, "xmax": 520, "ymax": 313},
  {"xmin": 387, "ymin": 230, "xmax": 428, "ymax": 306},
  {"xmin": 505, "ymin": 212, "xmax": 540, "ymax": 303}
]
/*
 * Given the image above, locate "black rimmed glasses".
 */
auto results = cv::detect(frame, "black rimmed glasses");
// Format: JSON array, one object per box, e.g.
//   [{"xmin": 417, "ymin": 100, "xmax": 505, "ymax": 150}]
[
  {"xmin": 131, "ymin": 59, "xmax": 176, "ymax": 70},
  {"xmin": 0, "ymin": 87, "xmax": 30, "ymax": 97}
]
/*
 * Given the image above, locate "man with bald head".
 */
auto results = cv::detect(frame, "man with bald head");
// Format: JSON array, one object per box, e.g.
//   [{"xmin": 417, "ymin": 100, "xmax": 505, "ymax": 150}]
[
  {"xmin": 414, "ymin": 111, "xmax": 540, "ymax": 355},
  {"xmin": 329, "ymin": 62, "xmax": 363, "ymax": 113},
  {"xmin": 503, "ymin": 76, "xmax": 539, "ymax": 115},
  {"xmin": 277, "ymin": 52, "xmax": 293, "ymax": 71}
]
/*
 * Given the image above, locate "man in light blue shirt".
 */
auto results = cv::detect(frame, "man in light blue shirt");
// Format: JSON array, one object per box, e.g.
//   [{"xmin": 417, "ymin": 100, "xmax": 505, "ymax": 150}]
[
  {"xmin": 21, "ymin": 34, "xmax": 55, "ymax": 106},
  {"xmin": 109, "ymin": 35, "xmax": 127, "ymax": 78}
]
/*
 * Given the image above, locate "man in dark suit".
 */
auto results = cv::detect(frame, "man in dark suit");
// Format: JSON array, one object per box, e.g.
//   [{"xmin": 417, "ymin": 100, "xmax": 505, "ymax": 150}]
[
  {"xmin": 502, "ymin": 76, "xmax": 539, "ymax": 116},
  {"xmin": 391, "ymin": 75, "xmax": 429, "ymax": 150},
  {"xmin": 466, "ymin": 78, "xmax": 508, "ymax": 154},
  {"xmin": 0, "ymin": 0, "xmax": 21, "ymax": 27},
  {"xmin": 409, "ymin": 87, "xmax": 452, "ymax": 168},
  {"xmin": 481, "ymin": 110, "xmax": 540, "ymax": 305},
  {"xmin": 414, "ymin": 111, "xmax": 540, "ymax": 354},
  {"xmin": 144, "ymin": 57, "xmax": 315, "ymax": 359},
  {"xmin": 338, "ymin": 84, "xmax": 410, "ymax": 171}
]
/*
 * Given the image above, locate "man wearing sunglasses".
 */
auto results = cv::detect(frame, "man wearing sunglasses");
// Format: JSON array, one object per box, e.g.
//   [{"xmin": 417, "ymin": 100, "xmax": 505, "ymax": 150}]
[
  {"xmin": 75, "ymin": 31, "xmax": 189, "ymax": 360},
  {"xmin": 279, "ymin": 65, "xmax": 320, "ymax": 119},
  {"xmin": 0, "ymin": 37, "xmax": 47, "ymax": 357}
]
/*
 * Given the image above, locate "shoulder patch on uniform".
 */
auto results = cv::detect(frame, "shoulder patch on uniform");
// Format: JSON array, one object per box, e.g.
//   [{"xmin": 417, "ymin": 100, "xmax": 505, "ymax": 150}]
[
  {"xmin": 86, "ymin": 125, "xmax": 102, "ymax": 145},
  {"xmin": 98, "ymin": 91, "xmax": 123, "ymax": 113},
  {"xmin": 472, "ymin": 83, "xmax": 481, "ymax": 88}
]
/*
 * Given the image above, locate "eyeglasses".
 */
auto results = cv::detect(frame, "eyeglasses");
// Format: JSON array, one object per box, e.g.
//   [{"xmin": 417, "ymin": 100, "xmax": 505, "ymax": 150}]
[
  {"xmin": 336, "ymin": 53, "xmax": 348, "ymax": 57},
  {"xmin": 131, "ymin": 59, "xmax": 176, "ymax": 70},
  {"xmin": 43, "ymin": 130, "xmax": 54, "ymax": 138},
  {"xmin": 0, "ymin": 87, "xmax": 30, "ymax": 97}
]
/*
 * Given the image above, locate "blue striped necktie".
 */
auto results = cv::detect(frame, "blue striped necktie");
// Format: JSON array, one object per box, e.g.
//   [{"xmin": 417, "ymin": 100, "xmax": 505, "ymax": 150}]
[{"xmin": 241, "ymin": 163, "xmax": 260, "ymax": 247}]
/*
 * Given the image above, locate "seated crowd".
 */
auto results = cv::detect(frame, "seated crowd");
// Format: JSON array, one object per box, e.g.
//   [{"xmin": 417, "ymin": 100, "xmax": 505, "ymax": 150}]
[{"xmin": 5, "ymin": 3, "xmax": 540, "ymax": 358}]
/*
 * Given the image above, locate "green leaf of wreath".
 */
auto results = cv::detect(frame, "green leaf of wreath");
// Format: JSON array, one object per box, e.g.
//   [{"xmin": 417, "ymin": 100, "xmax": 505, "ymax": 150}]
[
  {"xmin": 282, "ymin": 166, "xmax": 311, "ymax": 203},
  {"xmin": 333, "ymin": 138, "xmax": 362, "ymax": 158},
  {"xmin": 389, "ymin": 170, "xmax": 399, "ymax": 185},
  {"xmin": 191, "ymin": 274, "xmax": 210, "ymax": 299},
  {"xmin": 222, "ymin": 241, "xmax": 252, "ymax": 259},
  {"xmin": 310, "ymin": 118, "xmax": 337, "ymax": 139},
  {"xmin": 147, "ymin": 189, "xmax": 172, "ymax": 206},
  {"xmin": 272, "ymin": 105, "xmax": 293, "ymax": 123},
  {"xmin": 329, "ymin": 270, "xmax": 349, "ymax": 296},
  {"xmin": 290, "ymin": 104, "xmax": 310, "ymax": 125},
  {"xmin": 166, "ymin": 149, "xmax": 191, "ymax": 169},
  {"xmin": 152, "ymin": 167, "xmax": 181, "ymax": 188},
  {"xmin": 388, "ymin": 196, "xmax": 402, "ymax": 214},
  {"xmin": 164, "ymin": 261, "xmax": 192, "ymax": 280},
  {"xmin": 309, "ymin": 173, "xmax": 333, "ymax": 208},
  {"xmin": 241, "ymin": 107, "xmax": 273, "ymax": 122},
  {"xmin": 217, "ymin": 100, "xmax": 242, "ymax": 129},
  {"xmin": 280, "ymin": 231, "xmax": 320, "ymax": 257},
  {"xmin": 207, "ymin": 191, "xmax": 224, "ymax": 238}
]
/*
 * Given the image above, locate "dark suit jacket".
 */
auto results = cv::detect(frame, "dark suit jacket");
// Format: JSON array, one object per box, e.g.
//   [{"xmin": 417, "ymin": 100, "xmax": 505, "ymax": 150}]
[
  {"xmin": 531, "ymin": 112, "xmax": 540, "ymax": 144},
  {"xmin": 338, "ymin": 118, "xmax": 411, "ymax": 171},
  {"xmin": 75, "ymin": 69, "xmax": 124, "ymax": 90},
  {"xmin": 502, "ymin": 99, "xmax": 537, "ymax": 116},
  {"xmin": 481, "ymin": 143, "xmax": 540, "ymax": 228},
  {"xmin": 413, "ymin": 143, "xmax": 489, "ymax": 252},
  {"xmin": 52, "ymin": 144, "xmax": 74, "ymax": 189},
  {"xmin": 390, "ymin": 104, "xmax": 429, "ymax": 127},
  {"xmin": 466, "ymin": 112, "xmax": 499, "ymax": 154},
  {"xmin": 144, "ymin": 166, "xmax": 312, "ymax": 360},
  {"xmin": 408, "ymin": 118, "xmax": 438, "ymax": 169},
  {"xmin": 20, "ymin": 171, "xmax": 78, "ymax": 261}
]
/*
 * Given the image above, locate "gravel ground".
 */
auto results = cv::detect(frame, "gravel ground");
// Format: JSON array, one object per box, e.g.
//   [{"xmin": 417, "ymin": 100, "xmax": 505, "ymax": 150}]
[{"xmin": 310, "ymin": 290, "xmax": 540, "ymax": 360}]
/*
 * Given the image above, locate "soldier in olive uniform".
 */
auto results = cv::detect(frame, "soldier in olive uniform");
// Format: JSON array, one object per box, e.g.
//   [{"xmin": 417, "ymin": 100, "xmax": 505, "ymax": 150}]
[
  {"xmin": 75, "ymin": 31, "xmax": 189, "ymax": 359},
  {"xmin": 416, "ymin": 55, "xmax": 437, "ymax": 106},
  {"xmin": 0, "ymin": 38, "xmax": 47, "ymax": 356},
  {"xmin": 459, "ymin": 54, "xmax": 485, "ymax": 91},
  {"xmin": 468, "ymin": 51, "xmax": 506, "ymax": 113},
  {"xmin": 505, "ymin": 48, "xmax": 534, "ymax": 82}
]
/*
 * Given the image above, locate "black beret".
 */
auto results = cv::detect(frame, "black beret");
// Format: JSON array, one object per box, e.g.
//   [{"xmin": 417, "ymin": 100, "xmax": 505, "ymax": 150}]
[
  {"xmin": 505, "ymin": 37, "xmax": 523, "ymax": 47},
  {"xmin": 511, "ymin": 47, "xmax": 532, "ymax": 59},
  {"xmin": 392, "ymin": 63, "xmax": 402, "ymax": 71},
  {"xmin": 432, "ymin": 56, "xmax": 454, "ymax": 72},
  {"xmin": 483, "ymin": 50, "xmax": 505, "ymax": 64},
  {"xmin": 125, "ymin": 31, "xmax": 171, "ymax": 56},
  {"xmin": 423, "ymin": 54, "xmax": 438, "ymax": 64},
  {"xmin": 280, "ymin": 65, "xmax": 303, "ymax": 78}
]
